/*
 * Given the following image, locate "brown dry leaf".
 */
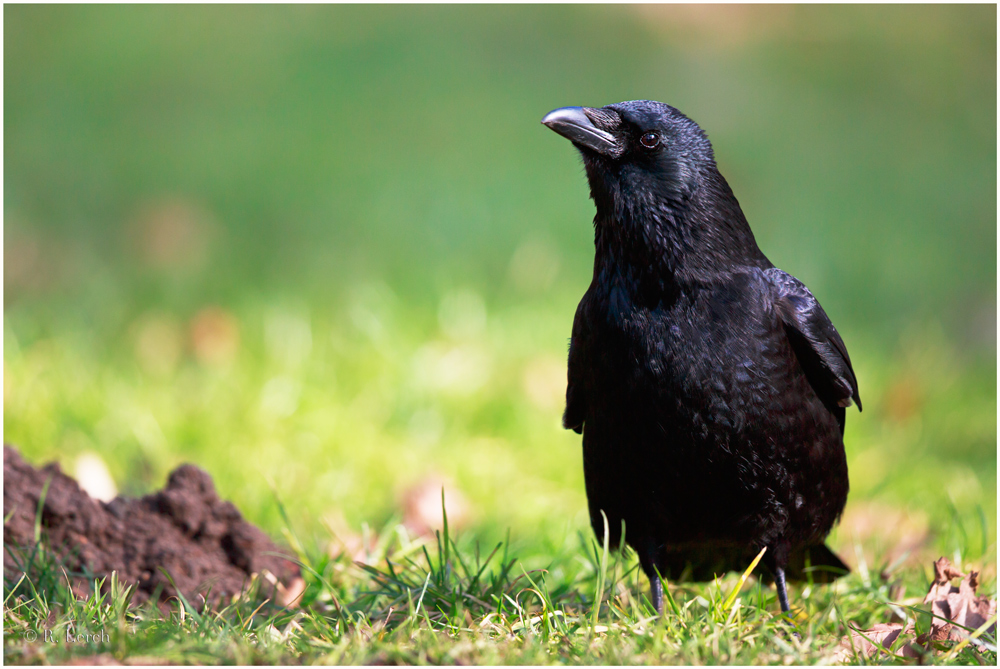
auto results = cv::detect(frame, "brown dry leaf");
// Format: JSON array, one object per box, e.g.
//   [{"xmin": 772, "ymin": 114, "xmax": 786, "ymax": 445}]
[
  {"xmin": 833, "ymin": 557, "xmax": 997, "ymax": 663},
  {"xmin": 832, "ymin": 623, "xmax": 924, "ymax": 662},
  {"xmin": 921, "ymin": 557, "xmax": 997, "ymax": 644},
  {"xmin": 277, "ymin": 576, "xmax": 307, "ymax": 609}
]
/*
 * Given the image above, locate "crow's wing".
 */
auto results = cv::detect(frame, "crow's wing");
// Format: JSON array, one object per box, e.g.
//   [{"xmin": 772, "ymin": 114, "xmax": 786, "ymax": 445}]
[
  {"xmin": 765, "ymin": 268, "xmax": 861, "ymax": 414},
  {"xmin": 563, "ymin": 301, "xmax": 589, "ymax": 434}
]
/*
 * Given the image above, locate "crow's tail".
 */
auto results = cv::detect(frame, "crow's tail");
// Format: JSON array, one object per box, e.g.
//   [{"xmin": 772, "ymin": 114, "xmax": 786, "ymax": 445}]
[
  {"xmin": 784, "ymin": 543, "xmax": 850, "ymax": 583},
  {"xmin": 651, "ymin": 543, "xmax": 849, "ymax": 584}
]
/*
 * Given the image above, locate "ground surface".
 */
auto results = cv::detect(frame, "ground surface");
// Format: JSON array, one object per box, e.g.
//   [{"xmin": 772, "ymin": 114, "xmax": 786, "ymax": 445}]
[
  {"xmin": 3, "ymin": 4, "xmax": 995, "ymax": 665},
  {"xmin": 4, "ymin": 449, "xmax": 997, "ymax": 665}
]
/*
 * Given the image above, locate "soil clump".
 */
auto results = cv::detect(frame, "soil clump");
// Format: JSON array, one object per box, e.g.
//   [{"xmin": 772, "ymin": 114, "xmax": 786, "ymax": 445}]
[{"xmin": 3, "ymin": 446, "xmax": 300, "ymax": 607}]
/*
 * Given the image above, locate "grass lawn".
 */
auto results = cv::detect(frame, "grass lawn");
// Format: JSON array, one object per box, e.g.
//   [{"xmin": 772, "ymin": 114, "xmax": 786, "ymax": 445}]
[
  {"xmin": 4, "ymin": 298, "xmax": 996, "ymax": 664},
  {"xmin": 3, "ymin": 4, "xmax": 996, "ymax": 665},
  {"xmin": 3, "ymin": 499, "xmax": 995, "ymax": 665}
]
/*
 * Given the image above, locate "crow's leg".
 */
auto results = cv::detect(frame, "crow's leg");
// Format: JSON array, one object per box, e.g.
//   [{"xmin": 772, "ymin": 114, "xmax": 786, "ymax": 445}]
[
  {"xmin": 638, "ymin": 544, "xmax": 664, "ymax": 615},
  {"xmin": 650, "ymin": 570, "xmax": 664, "ymax": 615},
  {"xmin": 768, "ymin": 545, "xmax": 798, "ymax": 635},
  {"xmin": 774, "ymin": 565, "xmax": 801, "ymax": 639},
  {"xmin": 774, "ymin": 566, "xmax": 790, "ymax": 614},
  {"xmin": 765, "ymin": 542, "xmax": 793, "ymax": 616}
]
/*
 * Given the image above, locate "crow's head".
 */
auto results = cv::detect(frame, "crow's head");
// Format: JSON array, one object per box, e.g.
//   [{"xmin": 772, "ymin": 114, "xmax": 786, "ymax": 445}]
[
  {"xmin": 542, "ymin": 100, "xmax": 761, "ymax": 269},
  {"xmin": 542, "ymin": 100, "xmax": 716, "ymax": 211}
]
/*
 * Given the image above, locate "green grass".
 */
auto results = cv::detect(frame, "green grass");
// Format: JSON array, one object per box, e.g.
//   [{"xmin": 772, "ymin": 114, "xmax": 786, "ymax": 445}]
[
  {"xmin": 4, "ymin": 292, "xmax": 994, "ymax": 663},
  {"xmin": 4, "ymin": 505, "xmax": 996, "ymax": 665},
  {"xmin": 3, "ymin": 4, "xmax": 996, "ymax": 665},
  {"xmin": 4, "ymin": 297, "xmax": 995, "ymax": 552}
]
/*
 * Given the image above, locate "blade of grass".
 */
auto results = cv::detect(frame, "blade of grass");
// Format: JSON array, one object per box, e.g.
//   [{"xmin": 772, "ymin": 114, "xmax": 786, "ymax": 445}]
[
  {"xmin": 722, "ymin": 547, "xmax": 766, "ymax": 612},
  {"xmin": 833, "ymin": 601, "xmax": 857, "ymax": 662},
  {"xmin": 33, "ymin": 475, "xmax": 53, "ymax": 544},
  {"xmin": 441, "ymin": 488, "xmax": 450, "ymax": 576},
  {"xmin": 157, "ymin": 568, "xmax": 203, "ymax": 625},
  {"xmin": 591, "ymin": 510, "xmax": 610, "ymax": 632}
]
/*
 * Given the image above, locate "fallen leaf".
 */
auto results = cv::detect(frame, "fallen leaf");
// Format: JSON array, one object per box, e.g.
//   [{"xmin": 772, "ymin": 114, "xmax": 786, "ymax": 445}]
[
  {"xmin": 277, "ymin": 577, "xmax": 307, "ymax": 609},
  {"xmin": 922, "ymin": 557, "xmax": 997, "ymax": 644},
  {"xmin": 832, "ymin": 623, "xmax": 924, "ymax": 662},
  {"xmin": 833, "ymin": 556, "xmax": 997, "ymax": 663}
]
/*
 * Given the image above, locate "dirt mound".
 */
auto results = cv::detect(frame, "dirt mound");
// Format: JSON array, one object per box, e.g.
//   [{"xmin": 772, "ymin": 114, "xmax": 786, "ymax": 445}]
[{"xmin": 3, "ymin": 446, "xmax": 300, "ymax": 608}]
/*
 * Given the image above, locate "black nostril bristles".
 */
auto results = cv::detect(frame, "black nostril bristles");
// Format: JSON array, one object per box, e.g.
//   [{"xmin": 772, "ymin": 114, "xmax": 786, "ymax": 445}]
[{"xmin": 583, "ymin": 107, "xmax": 621, "ymax": 131}]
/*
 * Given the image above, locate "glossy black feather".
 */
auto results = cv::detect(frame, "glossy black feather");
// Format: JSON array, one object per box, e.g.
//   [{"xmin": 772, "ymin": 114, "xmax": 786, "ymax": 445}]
[
  {"xmin": 766, "ymin": 268, "xmax": 862, "ymax": 415},
  {"xmin": 545, "ymin": 100, "xmax": 860, "ymax": 598}
]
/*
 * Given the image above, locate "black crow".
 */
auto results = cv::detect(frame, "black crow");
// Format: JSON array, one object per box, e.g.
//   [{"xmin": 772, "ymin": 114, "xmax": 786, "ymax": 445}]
[{"xmin": 542, "ymin": 101, "xmax": 860, "ymax": 615}]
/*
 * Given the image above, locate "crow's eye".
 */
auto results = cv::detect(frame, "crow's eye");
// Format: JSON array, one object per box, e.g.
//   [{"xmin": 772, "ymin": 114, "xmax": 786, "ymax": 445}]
[{"xmin": 639, "ymin": 132, "xmax": 660, "ymax": 149}]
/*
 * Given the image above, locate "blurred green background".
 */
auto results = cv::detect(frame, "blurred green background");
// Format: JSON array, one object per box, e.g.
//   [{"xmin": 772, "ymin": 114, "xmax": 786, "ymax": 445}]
[{"xmin": 4, "ymin": 5, "xmax": 996, "ymax": 564}]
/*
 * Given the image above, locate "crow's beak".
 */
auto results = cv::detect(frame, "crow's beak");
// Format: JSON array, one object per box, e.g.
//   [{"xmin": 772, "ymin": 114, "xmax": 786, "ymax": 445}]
[{"xmin": 542, "ymin": 107, "xmax": 620, "ymax": 157}]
